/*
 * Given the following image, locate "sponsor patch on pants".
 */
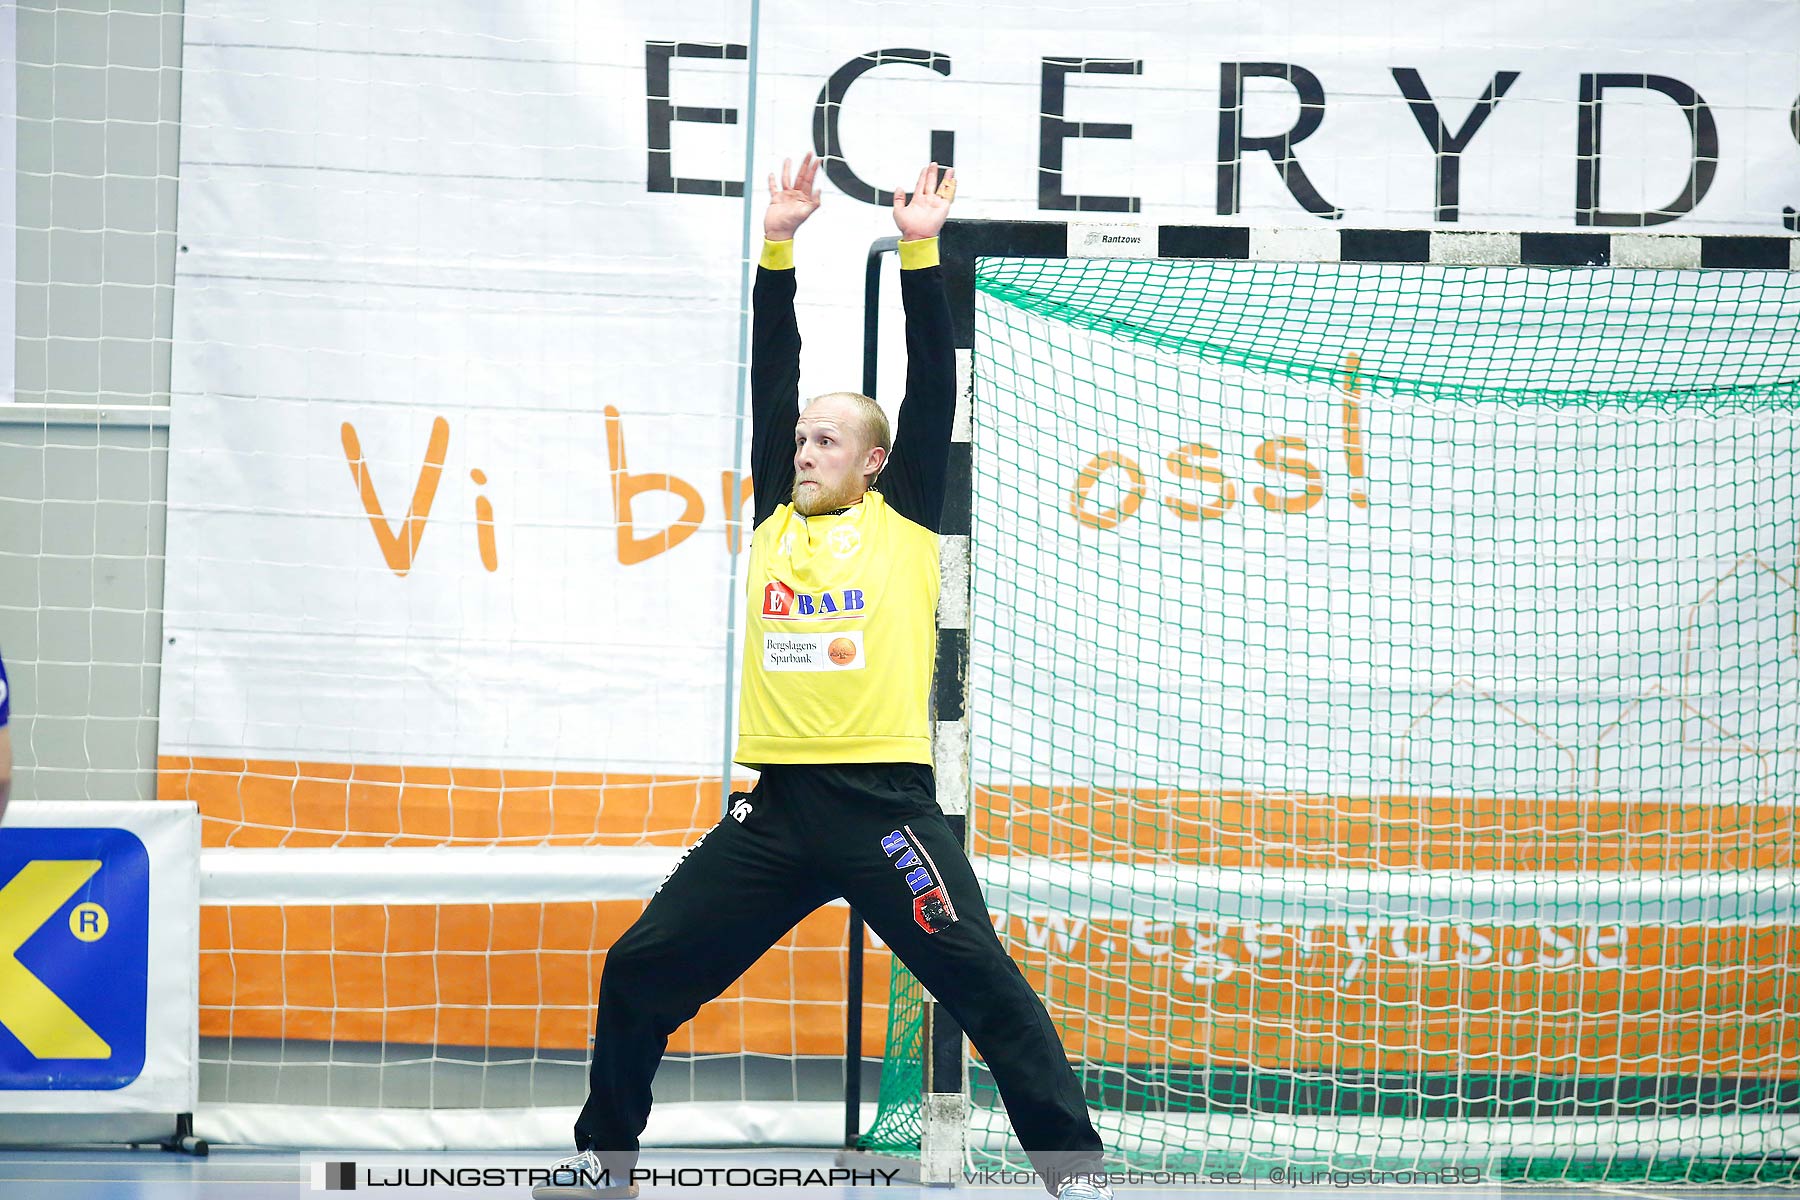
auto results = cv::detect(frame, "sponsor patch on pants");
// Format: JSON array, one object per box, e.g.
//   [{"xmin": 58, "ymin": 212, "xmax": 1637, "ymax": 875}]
[{"xmin": 878, "ymin": 825, "xmax": 959, "ymax": 934}]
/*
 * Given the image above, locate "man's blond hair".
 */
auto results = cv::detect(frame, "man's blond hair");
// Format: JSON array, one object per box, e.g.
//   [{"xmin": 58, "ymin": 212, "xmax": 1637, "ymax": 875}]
[{"xmin": 809, "ymin": 391, "xmax": 891, "ymax": 481}]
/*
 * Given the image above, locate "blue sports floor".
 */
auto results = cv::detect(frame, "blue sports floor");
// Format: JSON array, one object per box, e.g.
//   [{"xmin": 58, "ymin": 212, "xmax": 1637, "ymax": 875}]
[{"xmin": 1, "ymin": 1147, "xmax": 1793, "ymax": 1200}]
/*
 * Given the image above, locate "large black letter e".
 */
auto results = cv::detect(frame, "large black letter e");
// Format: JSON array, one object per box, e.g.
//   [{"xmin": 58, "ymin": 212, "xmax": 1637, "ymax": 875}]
[
  {"xmin": 1040, "ymin": 58, "xmax": 1144, "ymax": 212},
  {"xmin": 645, "ymin": 42, "xmax": 748, "ymax": 196}
]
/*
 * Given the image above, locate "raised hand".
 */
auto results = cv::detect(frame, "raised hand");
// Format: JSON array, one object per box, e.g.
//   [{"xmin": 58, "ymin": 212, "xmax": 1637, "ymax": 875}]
[
  {"xmin": 764, "ymin": 152, "xmax": 822, "ymax": 241},
  {"xmin": 892, "ymin": 162, "xmax": 956, "ymax": 242}
]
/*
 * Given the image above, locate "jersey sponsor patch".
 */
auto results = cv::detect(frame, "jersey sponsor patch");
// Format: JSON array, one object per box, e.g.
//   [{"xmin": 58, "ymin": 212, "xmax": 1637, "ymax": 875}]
[
  {"xmin": 761, "ymin": 581, "xmax": 866, "ymax": 621},
  {"xmin": 879, "ymin": 826, "xmax": 959, "ymax": 934},
  {"xmin": 762, "ymin": 631, "xmax": 864, "ymax": 672}
]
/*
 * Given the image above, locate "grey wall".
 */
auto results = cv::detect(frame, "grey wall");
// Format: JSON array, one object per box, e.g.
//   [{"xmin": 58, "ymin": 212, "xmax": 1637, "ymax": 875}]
[{"xmin": 1, "ymin": 0, "xmax": 181, "ymax": 803}]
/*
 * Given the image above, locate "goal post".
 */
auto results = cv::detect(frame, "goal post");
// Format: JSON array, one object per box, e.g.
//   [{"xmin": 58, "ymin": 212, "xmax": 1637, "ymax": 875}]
[{"xmin": 856, "ymin": 218, "xmax": 1800, "ymax": 1185}]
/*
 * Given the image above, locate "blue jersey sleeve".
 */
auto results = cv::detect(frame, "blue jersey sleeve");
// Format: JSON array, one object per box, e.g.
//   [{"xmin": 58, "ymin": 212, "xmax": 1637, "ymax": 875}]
[{"xmin": 0, "ymin": 651, "xmax": 9, "ymax": 727}]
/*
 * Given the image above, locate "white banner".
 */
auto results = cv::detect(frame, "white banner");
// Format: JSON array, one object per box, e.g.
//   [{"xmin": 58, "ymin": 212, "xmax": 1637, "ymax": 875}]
[
  {"xmin": 163, "ymin": 4, "xmax": 752, "ymax": 772},
  {"xmin": 159, "ymin": 0, "xmax": 1799, "ymax": 776},
  {"xmin": 972, "ymin": 260, "xmax": 1800, "ymax": 804},
  {"xmin": 0, "ymin": 802, "xmax": 199, "ymax": 1113}
]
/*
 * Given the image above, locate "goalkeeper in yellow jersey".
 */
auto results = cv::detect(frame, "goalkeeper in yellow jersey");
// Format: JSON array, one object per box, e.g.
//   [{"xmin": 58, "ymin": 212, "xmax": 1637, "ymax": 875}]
[{"xmin": 537, "ymin": 154, "xmax": 1108, "ymax": 1200}]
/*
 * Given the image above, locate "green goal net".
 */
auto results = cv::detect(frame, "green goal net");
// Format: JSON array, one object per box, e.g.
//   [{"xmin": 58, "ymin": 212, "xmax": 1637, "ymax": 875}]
[{"xmin": 874, "ymin": 252, "xmax": 1800, "ymax": 1184}]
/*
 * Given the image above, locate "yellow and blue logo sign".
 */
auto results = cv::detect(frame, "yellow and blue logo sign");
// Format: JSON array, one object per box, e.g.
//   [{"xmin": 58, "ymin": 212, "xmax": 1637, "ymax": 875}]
[{"xmin": 0, "ymin": 828, "xmax": 149, "ymax": 1090}]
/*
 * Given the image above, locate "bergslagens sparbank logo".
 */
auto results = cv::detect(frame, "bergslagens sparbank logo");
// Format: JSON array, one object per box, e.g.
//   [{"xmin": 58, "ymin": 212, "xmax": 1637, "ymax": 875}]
[{"xmin": 0, "ymin": 828, "xmax": 150, "ymax": 1090}]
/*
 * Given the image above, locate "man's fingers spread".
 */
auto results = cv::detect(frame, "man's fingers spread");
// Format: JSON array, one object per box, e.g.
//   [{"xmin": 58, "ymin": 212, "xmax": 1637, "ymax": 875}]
[{"xmin": 914, "ymin": 163, "xmax": 930, "ymax": 202}]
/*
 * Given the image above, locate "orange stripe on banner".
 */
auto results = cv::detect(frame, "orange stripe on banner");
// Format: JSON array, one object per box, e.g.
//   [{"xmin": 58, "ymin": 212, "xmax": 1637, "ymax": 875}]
[
  {"xmin": 1002, "ymin": 917, "xmax": 1800, "ymax": 1076},
  {"xmin": 197, "ymin": 903, "xmax": 1800, "ymax": 1068},
  {"xmin": 974, "ymin": 787, "xmax": 1800, "ymax": 871},
  {"xmin": 168, "ymin": 759, "xmax": 1799, "ymax": 1063},
  {"xmin": 161, "ymin": 759, "xmax": 1798, "ymax": 869},
  {"xmin": 160, "ymin": 756, "xmax": 749, "ymax": 847},
  {"xmin": 200, "ymin": 901, "xmax": 893, "ymax": 1055}
]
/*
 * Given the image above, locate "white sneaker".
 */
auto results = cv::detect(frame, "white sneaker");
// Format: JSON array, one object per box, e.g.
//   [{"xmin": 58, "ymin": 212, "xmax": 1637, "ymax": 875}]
[
  {"xmin": 531, "ymin": 1149, "xmax": 638, "ymax": 1199},
  {"xmin": 1057, "ymin": 1175, "xmax": 1113, "ymax": 1200}
]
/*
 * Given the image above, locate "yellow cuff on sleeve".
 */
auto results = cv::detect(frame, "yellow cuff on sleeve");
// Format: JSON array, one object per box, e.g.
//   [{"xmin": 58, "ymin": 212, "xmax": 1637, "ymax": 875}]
[
  {"xmin": 759, "ymin": 239, "xmax": 795, "ymax": 271},
  {"xmin": 898, "ymin": 237, "xmax": 940, "ymax": 270}
]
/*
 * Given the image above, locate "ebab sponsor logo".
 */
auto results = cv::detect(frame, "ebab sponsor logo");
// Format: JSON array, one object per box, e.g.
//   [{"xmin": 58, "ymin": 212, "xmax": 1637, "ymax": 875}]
[{"xmin": 761, "ymin": 582, "xmax": 867, "ymax": 621}]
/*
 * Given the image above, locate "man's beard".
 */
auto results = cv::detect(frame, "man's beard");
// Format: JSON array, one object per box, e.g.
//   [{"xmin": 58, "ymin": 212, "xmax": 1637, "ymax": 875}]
[{"xmin": 791, "ymin": 474, "xmax": 867, "ymax": 516}]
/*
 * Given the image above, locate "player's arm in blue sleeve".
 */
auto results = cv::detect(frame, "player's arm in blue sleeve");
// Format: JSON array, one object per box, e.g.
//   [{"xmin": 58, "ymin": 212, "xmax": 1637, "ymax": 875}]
[
  {"xmin": 878, "ymin": 236, "xmax": 954, "ymax": 532},
  {"xmin": 0, "ymin": 651, "xmax": 11, "ymax": 822}
]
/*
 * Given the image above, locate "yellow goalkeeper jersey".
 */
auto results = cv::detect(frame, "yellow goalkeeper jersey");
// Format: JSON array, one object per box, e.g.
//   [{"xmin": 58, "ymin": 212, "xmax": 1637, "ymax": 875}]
[{"xmin": 735, "ymin": 490, "xmax": 939, "ymax": 766}]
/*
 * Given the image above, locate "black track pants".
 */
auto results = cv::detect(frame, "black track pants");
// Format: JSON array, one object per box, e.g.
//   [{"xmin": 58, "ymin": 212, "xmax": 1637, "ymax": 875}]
[{"xmin": 572, "ymin": 762, "xmax": 1105, "ymax": 1194}]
